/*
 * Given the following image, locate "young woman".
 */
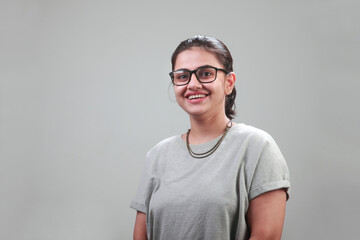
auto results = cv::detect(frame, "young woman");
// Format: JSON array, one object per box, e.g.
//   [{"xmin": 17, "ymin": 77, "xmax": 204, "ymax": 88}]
[{"xmin": 130, "ymin": 36, "xmax": 290, "ymax": 240}]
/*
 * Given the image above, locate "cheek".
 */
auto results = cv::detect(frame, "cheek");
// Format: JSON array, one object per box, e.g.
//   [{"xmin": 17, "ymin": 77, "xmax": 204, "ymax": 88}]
[
  {"xmin": 211, "ymin": 81, "xmax": 227, "ymax": 96},
  {"xmin": 173, "ymin": 87, "xmax": 186, "ymax": 104},
  {"xmin": 174, "ymin": 86, "xmax": 185, "ymax": 96}
]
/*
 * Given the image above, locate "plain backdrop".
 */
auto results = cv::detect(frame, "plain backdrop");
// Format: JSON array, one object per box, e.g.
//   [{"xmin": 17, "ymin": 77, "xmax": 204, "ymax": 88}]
[{"xmin": 1, "ymin": 0, "xmax": 359, "ymax": 239}]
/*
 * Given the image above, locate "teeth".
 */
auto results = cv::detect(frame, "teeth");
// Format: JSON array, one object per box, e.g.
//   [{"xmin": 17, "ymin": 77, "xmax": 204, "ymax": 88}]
[{"xmin": 188, "ymin": 94, "xmax": 206, "ymax": 100}]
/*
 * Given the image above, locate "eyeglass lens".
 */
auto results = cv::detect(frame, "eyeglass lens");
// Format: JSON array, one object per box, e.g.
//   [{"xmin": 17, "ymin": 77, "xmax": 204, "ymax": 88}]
[{"xmin": 173, "ymin": 67, "xmax": 216, "ymax": 85}]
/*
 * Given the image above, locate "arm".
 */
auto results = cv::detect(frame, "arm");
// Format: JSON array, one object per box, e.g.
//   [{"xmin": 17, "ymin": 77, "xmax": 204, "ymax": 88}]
[
  {"xmin": 247, "ymin": 189, "xmax": 287, "ymax": 240},
  {"xmin": 133, "ymin": 211, "xmax": 147, "ymax": 240}
]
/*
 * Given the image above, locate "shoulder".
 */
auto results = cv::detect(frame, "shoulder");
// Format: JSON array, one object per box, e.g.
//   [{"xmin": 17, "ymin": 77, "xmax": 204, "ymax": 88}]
[
  {"xmin": 141, "ymin": 135, "xmax": 180, "ymax": 172},
  {"xmin": 146, "ymin": 135, "xmax": 180, "ymax": 157},
  {"xmin": 230, "ymin": 123, "xmax": 275, "ymax": 146}
]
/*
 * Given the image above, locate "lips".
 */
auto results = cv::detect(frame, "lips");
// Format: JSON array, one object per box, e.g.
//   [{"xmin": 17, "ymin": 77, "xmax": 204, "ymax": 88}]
[
  {"xmin": 188, "ymin": 94, "xmax": 206, "ymax": 100},
  {"xmin": 185, "ymin": 92, "xmax": 209, "ymax": 99},
  {"xmin": 185, "ymin": 92, "xmax": 209, "ymax": 104}
]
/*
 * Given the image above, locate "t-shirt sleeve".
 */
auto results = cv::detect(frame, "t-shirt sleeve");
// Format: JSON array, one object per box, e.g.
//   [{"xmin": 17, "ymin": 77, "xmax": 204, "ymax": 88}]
[
  {"xmin": 248, "ymin": 134, "xmax": 290, "ymax": 200},
  {"xmin": 130, "ymin": 152, "xmax": 158, "ymax": 213}
]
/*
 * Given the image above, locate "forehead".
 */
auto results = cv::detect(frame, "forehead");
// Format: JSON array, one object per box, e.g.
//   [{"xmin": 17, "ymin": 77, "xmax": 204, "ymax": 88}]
[{"xmin": 174, "ymin": 47, "xmax": 222, "ymax": 70}]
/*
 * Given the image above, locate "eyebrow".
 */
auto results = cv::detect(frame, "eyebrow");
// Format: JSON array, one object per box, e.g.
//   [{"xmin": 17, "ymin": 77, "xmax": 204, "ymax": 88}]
[{"xmin": 174, "ymin": 65, "xmax": 216, "ymax": 72}]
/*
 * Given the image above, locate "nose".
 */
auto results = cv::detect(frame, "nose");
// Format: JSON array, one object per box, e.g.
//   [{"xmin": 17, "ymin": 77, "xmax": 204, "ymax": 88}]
[{"xmin": 187, "ymin": 72, "xmax": 202, "ymax": 89}]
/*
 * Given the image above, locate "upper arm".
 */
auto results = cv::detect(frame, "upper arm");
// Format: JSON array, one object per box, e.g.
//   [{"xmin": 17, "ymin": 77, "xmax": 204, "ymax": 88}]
[
  {"xmin": 133, "ymin": 211, "xmax": 147, "ymax": 240},
  {"xmin": 247, "ymin": 189, "xmax": 287, "ymax": 240}
]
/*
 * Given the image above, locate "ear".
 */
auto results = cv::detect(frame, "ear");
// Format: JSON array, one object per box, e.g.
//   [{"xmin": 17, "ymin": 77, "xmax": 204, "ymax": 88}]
[{"xmin": 224, "ymin": 72, "xmax": 236, "ymax": 95}]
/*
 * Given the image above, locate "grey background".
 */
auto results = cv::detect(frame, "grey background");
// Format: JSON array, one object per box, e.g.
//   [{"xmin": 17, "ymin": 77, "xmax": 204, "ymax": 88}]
[{"xmin": 1, "ymin": 0, "xmax": 359, "ymax": 239}]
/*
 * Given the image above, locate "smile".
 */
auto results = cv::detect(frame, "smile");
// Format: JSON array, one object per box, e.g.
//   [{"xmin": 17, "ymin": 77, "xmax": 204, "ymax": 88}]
[{"xmin": 188, "ymin": 94, "xmax": 207, "ymax": 100}]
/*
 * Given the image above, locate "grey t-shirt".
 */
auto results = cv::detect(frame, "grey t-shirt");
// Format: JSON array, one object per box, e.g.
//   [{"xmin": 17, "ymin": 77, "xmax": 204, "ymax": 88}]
[{"xmin": 130, "ymin": 123, "xmax": 290, "ymax": 240}]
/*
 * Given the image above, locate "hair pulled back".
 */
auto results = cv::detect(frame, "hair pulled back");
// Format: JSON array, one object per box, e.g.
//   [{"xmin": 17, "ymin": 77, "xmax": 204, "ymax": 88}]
[{"xmin": 171, "ymin": 35, "xmax": 236, "ymax": 120}]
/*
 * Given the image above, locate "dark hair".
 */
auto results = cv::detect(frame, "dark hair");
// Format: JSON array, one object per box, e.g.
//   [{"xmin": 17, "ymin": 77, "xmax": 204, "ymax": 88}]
[{"xmin": 171, "ymin": 35, "xmax": 236, "ymax": 120}]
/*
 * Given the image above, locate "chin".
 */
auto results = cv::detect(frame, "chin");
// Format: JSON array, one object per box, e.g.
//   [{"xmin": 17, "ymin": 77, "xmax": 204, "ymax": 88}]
[{"xmin": 183, "ymin": 108, "xmax": 209, "ymax": 118}]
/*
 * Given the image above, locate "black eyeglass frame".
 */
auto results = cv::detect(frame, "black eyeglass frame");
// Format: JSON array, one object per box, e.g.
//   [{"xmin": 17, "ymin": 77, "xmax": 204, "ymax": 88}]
[{"xmin": 169, "ymin": 66, "xmax": 229, "ymax": 86}]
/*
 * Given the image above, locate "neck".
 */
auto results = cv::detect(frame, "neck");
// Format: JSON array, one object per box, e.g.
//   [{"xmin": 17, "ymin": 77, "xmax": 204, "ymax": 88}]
[{"xmin": 186, "ymin": 114, "xmax": 231, "ymax": 145}]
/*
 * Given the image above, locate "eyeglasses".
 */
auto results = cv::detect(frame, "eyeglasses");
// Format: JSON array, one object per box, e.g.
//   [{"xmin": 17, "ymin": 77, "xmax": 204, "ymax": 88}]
[{"xmin": 169, "ymin": 66, "xmax": 229, "ymax": 86}]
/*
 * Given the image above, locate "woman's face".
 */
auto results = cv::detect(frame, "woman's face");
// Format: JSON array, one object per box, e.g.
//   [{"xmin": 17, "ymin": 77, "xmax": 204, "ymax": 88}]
[{"xmin": 173, "ymin": 47, "xmax": 235, "ymax": 120}]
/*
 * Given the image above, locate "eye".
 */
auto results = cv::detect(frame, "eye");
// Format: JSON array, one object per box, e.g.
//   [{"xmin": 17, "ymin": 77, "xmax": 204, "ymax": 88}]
[
  {"xmin": 198, "ymin": 68, "xmax": 215, "ymax": 79},
  {"xmin": 202, "ymin": 71, "xmax": 212, "ymax": 76},
  {"xmin": 174, "ymin": 72, "xmax": 190, "ymax": 81}
]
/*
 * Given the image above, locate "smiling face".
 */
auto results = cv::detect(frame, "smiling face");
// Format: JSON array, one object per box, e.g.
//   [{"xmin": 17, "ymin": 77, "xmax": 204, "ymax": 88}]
[{"xmin": 173, "ymin": 47, "xmax": 235, "ymax": 120}]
